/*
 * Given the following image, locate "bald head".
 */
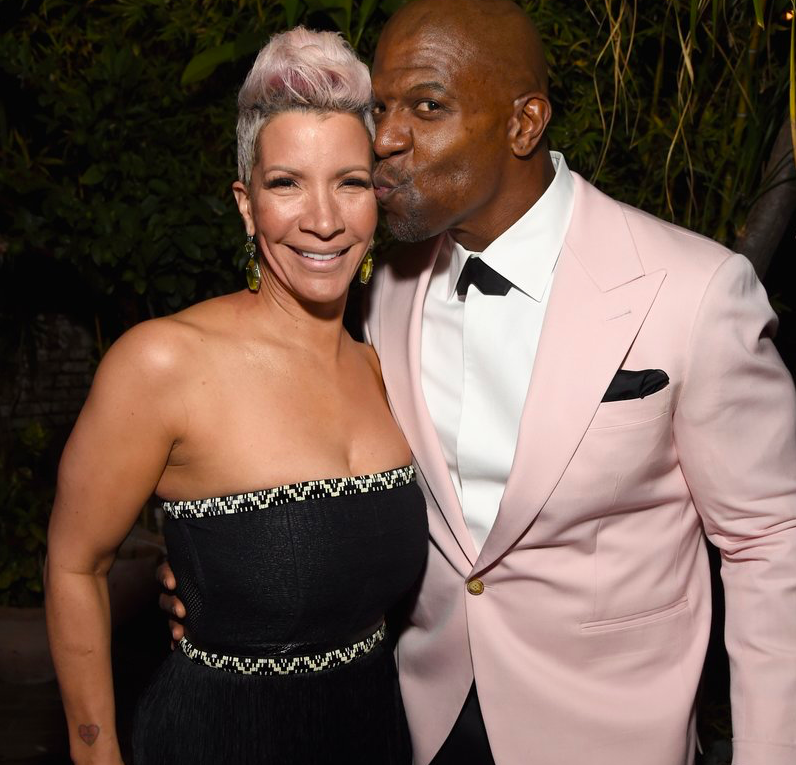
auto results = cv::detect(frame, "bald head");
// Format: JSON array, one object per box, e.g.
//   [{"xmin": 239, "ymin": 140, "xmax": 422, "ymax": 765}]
[
  {"xmin": 381, "ymin": 0, "xmax": 548, "ymax": 99},
  {"xmin": 371, "ymin": 0, "xmax": 555, "ymax": 249}
]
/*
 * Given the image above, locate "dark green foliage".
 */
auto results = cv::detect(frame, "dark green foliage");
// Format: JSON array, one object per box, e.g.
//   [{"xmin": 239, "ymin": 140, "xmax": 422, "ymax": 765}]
[
  {"xmin": 536, "ymin": 0, "xmax": 793, "ymax": 239},
  {"xmin": 1, "ymin": 0, "xmax": 790, "ymax": 327},
  {"xmin": 0, "ymin": 421, "xmax": 54, "ymax": 607},
  {"xmin": 1, "ymin": 0, "xmax": 253, "ymax": 322}
]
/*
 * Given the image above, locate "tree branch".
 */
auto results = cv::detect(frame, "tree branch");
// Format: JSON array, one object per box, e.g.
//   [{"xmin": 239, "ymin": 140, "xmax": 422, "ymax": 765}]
[{"xmin": 733, "ymin": 116, "xmax": 796, "ymax": 279}]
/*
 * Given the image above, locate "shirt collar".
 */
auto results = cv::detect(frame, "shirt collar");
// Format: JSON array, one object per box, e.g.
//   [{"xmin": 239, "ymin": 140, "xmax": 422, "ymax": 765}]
[{"xmin": 445, "ymin": 151, "xmax": 575, "ymax": 301}]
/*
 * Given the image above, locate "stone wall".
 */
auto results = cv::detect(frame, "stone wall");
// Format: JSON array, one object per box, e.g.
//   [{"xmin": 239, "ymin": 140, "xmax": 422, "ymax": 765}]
[{"xmin": 0, "ymin": 314, "xmax": 95, "ymax": 431}]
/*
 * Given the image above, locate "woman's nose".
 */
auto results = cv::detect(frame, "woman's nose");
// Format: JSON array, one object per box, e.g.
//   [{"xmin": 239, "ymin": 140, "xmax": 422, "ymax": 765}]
[{"xmin": 299, "ymin": 189, "xmax": 345, "ymax": 240}]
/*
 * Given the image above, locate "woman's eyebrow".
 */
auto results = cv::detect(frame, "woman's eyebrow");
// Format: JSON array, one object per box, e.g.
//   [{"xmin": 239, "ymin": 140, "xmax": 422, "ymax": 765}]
[
  {"xmin": 263, "ymin": 165, "xmax": 302, "ymax": 175},
  {"xmin": 336, "ymin": 166, "xmax": 372, "ymax": 177}
]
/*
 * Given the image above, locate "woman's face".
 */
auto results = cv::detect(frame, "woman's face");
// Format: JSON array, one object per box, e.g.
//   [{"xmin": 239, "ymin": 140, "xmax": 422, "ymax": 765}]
[{"xmin": 234, "ymin": 110, "xmax": 377, "ymax": 307}]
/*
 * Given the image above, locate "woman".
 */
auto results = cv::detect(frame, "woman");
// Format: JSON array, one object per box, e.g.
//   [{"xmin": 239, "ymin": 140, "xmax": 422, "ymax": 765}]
[{"xmin": 45, "ymin": 28, "xmax": 427, "ymax": 765}]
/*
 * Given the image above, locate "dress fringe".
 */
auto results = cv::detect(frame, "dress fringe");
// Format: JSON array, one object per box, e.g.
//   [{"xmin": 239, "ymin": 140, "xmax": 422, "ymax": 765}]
[{"xmin": 132, "ymin": 643, "xmax": 410, "ymax": 764}]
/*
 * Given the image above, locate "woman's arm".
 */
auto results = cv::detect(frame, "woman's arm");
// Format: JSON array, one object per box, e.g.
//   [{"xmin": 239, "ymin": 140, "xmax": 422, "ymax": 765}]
[{"xmin": 45, "ymin": 322, "xmax": 186, "ymax": 764}]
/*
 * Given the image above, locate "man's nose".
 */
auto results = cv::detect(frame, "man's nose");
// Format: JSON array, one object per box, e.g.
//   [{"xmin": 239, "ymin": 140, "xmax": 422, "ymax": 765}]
[
  {"xmin": 373, "ymin": 114, "xmax": 411, "ymax": 159},
  {"xmin": 299, "ymin": 189, "xmax": 345, "ymax": 240}
]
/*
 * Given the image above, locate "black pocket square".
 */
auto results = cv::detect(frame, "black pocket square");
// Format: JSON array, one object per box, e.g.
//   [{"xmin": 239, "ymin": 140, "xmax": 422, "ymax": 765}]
[{"xmin": 602, "ymin": 369, "xmax": 669, "ymax": 402}]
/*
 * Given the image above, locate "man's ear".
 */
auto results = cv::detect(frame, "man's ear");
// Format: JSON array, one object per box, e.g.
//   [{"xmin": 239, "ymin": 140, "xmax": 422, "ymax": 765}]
[
  {"xmin": 231, "ymin": 180, "xmax": 255, "ymax": 236},
  {"xmin": 507, "ymin": 92, "xmax": 552, "ymax": 157}
]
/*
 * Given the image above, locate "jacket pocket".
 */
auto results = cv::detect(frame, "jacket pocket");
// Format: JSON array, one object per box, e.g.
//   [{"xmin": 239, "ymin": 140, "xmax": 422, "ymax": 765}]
[
  {"xmin": 588, "ymin": 385, "xmax": 671, "ymax": 430},
  {"xmin": 580, "ymin": 596, "xmax": 688, "ymax": 634}
]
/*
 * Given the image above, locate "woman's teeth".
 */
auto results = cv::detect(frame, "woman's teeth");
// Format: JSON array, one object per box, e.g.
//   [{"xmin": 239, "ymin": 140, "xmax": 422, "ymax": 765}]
[{"xmin": 299, "ymin": 250, "xmax": 341, "ymax": 261}]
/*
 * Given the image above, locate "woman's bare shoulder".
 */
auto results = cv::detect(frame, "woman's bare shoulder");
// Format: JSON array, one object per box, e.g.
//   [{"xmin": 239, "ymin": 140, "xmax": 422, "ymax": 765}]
[
  {"xmin": 101, "ymin": 317, "xmax": 197, "ymax": 380},
  {"xmin": 96, "ymin": 293, "xmax": 243, "ymax": 387},
  {"xmin": 169, "ymin": 291, "xmax": 246, "ymax": 329}
]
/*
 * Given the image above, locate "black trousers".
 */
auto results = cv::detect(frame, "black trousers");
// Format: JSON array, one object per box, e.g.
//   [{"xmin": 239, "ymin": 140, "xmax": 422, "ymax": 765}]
[{"xmin": 429, "ymin": 684, "xmax": 496, "ymax": 765}]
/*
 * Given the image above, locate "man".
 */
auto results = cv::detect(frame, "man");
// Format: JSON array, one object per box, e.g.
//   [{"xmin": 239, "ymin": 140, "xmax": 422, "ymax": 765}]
[
  {"xmin": 364, "ymin": 1, "xmax": 796, "ymax": 764},
  {"xmin": 163, "ymin": 1, "xmax": 796, "ymax": 763}
]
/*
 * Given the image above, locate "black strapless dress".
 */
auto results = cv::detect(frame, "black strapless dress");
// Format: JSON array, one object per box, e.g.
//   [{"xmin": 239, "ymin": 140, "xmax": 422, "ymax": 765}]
[{"xmin": 132, "ymin": 466, "xmax": 427, "ymax": 765}]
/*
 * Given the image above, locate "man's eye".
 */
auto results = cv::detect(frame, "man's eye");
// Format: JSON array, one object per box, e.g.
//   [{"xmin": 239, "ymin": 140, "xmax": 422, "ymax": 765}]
[
  {"xmin": 416, "ymin": 100, "xmax": 442, "ymax": 112},
  {"xmin": 371, "ymin": 103, "xmax": 385, "ymax": 117}
]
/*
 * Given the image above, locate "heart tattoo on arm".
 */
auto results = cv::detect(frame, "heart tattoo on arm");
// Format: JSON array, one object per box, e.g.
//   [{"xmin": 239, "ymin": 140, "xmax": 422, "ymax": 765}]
[{"xmin": 78, "ymin": 724, "xmax": 100, "ymax": 746}]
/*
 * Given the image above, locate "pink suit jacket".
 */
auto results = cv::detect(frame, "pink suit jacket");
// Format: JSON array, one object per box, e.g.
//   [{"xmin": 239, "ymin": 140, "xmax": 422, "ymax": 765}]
[{"xmin": 365, "ymin": 174, "xmax": 796, "ymax": 765}]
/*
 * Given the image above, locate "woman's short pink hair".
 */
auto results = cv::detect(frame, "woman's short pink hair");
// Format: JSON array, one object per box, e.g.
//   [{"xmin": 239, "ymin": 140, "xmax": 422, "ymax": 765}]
[{"xmin": 236, "ymin": 27, "xmax": 374, "ymax": 184}]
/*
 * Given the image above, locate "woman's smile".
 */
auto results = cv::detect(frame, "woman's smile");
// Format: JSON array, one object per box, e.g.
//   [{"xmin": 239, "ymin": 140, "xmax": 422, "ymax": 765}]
[{"xmin": 288, "ymin": 244, "xmax": 351, "ymax": 262}]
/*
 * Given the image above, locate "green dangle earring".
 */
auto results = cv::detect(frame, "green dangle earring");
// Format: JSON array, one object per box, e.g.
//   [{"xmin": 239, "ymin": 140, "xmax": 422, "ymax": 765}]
[
  {"xmin": 244, "ymin": 234, "xmax": 261, "ymax": 292},
  {"xmin": 359, "ymin": 243, "xmax": 374, "ymax": 285}
]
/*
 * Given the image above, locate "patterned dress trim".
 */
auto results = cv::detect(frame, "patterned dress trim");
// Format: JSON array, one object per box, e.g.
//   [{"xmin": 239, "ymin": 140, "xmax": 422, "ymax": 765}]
[
  {"xmin": 178, "ymin": 623, "xmax": 386, "ymax": 676},
  {"xmin": 162, "ymin": 465, "xmax": 415, "ymax": 519}
]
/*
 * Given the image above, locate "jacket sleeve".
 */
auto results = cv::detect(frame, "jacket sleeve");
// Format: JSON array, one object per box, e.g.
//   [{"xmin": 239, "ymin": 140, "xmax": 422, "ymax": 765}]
[{"xmin": 673, "ymin": 252, "xmax": 796, "ymax": 765}]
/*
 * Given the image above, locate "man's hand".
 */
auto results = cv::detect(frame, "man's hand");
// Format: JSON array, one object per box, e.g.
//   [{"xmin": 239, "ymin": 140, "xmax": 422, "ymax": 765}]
[{"xmin": 156, "ymin": 560, "xmax": 185, "ymax": 642}]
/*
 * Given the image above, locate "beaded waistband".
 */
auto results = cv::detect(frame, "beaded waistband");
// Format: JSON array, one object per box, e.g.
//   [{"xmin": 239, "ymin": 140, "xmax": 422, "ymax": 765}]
[{"xmin": 178, "ymin": 623, "xmax": 386, "ymax": 676}]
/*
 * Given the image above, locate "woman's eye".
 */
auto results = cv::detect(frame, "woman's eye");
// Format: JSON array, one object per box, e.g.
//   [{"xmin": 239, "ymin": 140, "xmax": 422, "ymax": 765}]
[
  {"xmin": 342, "ymin": 178, "xmax": 372, "ymax": 189},
  {"xmin": 265, "ymin": 177, "xmax": 296, "ymax": 189}
]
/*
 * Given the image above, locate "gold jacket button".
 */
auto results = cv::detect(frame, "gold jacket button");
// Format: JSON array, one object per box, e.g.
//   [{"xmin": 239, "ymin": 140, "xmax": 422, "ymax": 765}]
[{"xmin": 466, "ymin": 578, "xmax": 485, "ymax": 596}]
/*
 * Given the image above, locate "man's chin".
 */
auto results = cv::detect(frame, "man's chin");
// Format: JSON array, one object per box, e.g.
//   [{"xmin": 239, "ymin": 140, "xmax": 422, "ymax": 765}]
[
  {"xmin": 385, "ymin": 211, "xmax": 434, "ymax": 243},
  {"xmin": 386, "ymin": 220, "xmax": 432, "ymax": 243}
]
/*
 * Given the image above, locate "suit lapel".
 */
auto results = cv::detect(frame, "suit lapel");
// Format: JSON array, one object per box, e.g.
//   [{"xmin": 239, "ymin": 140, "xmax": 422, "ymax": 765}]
[
  {"xmin": 475, "ymin": 175, "xmax": 666, "ymax": 572},
  {"xmin": 378, "ymin": 238, "xmax": 478, "ymax": 570}
]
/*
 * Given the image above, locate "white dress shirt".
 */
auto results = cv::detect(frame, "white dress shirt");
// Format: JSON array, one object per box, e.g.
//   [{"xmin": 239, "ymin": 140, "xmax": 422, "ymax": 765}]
[{"xmin": 420, "ymin": 152, "xmax": 575, "ymax": 551}]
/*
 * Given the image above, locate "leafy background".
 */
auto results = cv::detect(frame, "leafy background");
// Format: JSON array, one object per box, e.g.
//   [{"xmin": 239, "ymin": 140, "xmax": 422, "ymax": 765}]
[{"xmin": 2, "ymin": 0, "xmax": 793, "ymax": 335}]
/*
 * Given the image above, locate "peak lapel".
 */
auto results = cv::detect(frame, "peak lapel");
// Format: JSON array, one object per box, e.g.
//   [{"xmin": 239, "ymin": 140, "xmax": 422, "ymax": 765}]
[
  {"xmin": 378, "ymin": 238, "xmax": 478, "ymax": 570},
  {"xmin": 475, "ymin": 176, "xmax": 666, "ymax": 572}
]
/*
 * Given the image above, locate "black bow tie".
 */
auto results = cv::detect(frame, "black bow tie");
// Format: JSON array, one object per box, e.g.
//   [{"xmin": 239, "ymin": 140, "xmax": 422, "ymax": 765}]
[{"xmin": 455, "ymin": 256, "xmax": 513, "ymax": 298}]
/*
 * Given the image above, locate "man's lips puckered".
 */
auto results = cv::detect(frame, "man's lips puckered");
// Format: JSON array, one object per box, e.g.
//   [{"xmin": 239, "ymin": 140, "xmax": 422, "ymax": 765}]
[
  {"xmin": 374, "ymin": 185, "xmax": 397, "ymax": 201},
  {"xmin": 373, "ymin": 168, "xmax": 405, "ymax": 202}
]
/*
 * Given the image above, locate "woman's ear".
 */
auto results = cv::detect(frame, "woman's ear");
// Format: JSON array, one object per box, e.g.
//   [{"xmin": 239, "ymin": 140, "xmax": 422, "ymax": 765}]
[
  {"xmin": 507, "ymin": 92, "xmax": 552, "ymax": 158},
  {"xmin": 231, "ymin": 180, "xmax": 255, "ymax": 236}
]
